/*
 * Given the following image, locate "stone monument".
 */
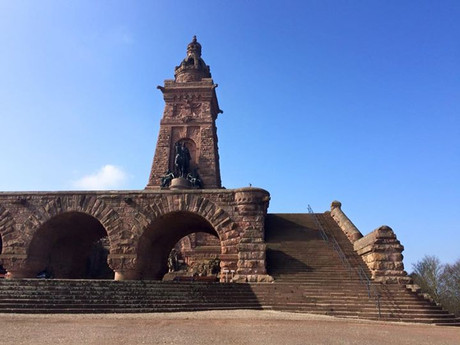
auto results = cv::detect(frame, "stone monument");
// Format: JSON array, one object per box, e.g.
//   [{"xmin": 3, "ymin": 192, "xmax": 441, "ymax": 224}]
[
  {"xmin": 146, "ymin": 36, "xmax": 222, "ymax": 190},
  {"xmin": 0, "ymin": 37, "xmax": 272, "ymax": 283}
]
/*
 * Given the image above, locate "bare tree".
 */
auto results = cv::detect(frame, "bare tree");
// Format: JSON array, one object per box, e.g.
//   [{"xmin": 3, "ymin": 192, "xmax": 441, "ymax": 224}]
[
  {"xmin": 412, "ymin": 255, "xmax": 443, "ymax": 301},
  {"xmin": 440, "ymin": 261, "xmax": 460, "ymax": 316},
  {"xmin": 411, "ymin": 256, "xmax": 460, "ymax": 316}
]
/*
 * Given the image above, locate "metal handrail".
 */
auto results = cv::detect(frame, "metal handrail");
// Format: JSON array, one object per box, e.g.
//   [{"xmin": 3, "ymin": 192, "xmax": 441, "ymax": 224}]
[{"xmin": 307, "ymin": 205, "xmax": 381, "ymax": 318}]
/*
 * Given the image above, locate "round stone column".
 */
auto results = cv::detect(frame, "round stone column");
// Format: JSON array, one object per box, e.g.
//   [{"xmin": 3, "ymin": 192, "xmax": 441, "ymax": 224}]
[
  {"xmin": 233, "ymin": 188, "xmax": 273, "ymax": 283},
  {"xmin": 108, "ymin": 254, "xmax": 140, "ymax": 280}
]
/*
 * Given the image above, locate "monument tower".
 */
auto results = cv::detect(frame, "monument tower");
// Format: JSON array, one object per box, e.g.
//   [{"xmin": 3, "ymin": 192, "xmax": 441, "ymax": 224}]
[
  {"xmin": 0, "ymin": 37, "xmax": 457, "ymax": 325},
  {"xmin": 146, "ymin": 36, "xmax": 222, "ymax": 189}
]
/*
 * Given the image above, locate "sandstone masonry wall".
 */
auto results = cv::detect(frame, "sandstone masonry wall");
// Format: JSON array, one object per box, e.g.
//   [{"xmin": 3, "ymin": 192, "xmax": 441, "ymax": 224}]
[
  {"xmin": 0, "ymin": 188, "xmax": 271, "ymax": 282},
  {"xmin": 329, "ymin": 201, "xmax": 410, "ymax": 284},
  {"xmin": 353, "ymin": 225, "xmax": 410, "ymax": 284}
]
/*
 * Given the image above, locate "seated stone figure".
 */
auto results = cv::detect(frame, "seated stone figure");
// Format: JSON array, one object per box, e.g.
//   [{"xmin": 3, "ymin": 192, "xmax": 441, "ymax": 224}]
[
  {"xmin": 160, "ymin": 170, "xmax": 175, "ymax": 188},
  {"xmin": 187, "ymin": 169, "xmax": 203, "ymax": 189}
]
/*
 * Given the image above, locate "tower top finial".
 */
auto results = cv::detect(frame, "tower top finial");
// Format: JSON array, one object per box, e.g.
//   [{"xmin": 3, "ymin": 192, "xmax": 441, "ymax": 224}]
[
  {"xmin": 175, "ymin": 36, "xmax": 211, "ymax": 82},
  {"xmin": 186, "ymin": 35, "xmax": 202, "ymax": 58}
]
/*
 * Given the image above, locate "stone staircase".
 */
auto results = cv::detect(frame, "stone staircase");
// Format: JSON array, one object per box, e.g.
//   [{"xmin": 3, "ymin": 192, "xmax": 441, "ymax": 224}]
[
  {"xmin": 250, "ymin": 213, "xmax": 459, "ymax": 326},
  {"xmin": 0, "ymin": 279, "xmax": 262, "ymax": 313}
]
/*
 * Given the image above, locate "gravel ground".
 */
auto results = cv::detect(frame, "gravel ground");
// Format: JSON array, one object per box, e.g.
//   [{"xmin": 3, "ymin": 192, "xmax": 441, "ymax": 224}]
[{"xmin": 0, "ymin": 310, "xmax": 458, "ymax": 345}]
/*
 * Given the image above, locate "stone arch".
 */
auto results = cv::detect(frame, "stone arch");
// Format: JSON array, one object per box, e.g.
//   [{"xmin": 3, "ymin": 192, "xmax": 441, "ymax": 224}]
[
  {"xmin": 142, "ymin": 194, "xmax": 239, "ymax": 245},
  {"xmin": 0, "ymin": 205, "xmax": 16, "ymax": 255},
  {"xmin": 19, "ymin": 195, "xmax": 121, "ymax": 252},
  {"xmin": 27, "ymin": 211, "xmax": 113, "ymax": 279},
  {"xmin": 132, "ymin": 194, "xmax": 240, "ymax": 280},
  {"xmin": 178, "ymin": 233, "xmax": 192, "ymax": 251},
  {"xmin": 137, "ymin": 211, "xmax": 219, "ymax": 279}
]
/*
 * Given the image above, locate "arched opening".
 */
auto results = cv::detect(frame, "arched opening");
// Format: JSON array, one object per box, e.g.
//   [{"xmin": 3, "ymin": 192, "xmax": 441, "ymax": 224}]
[
  {"xmin": 28, "ymin": 212, "xmax": 113, "ymax": 279},
  {"xmin": 137, "ymin": 211, "xmax": 222, "ymax": 280},
  {"xmin": 168, "ymin": 232, "xmax": 221, "ymax": 278}
]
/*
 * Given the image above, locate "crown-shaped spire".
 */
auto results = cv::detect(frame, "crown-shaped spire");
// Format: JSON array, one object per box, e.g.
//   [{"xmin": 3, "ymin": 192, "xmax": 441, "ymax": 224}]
[
  {"xmin": 187, "ymin": 35, "xmax": 201, "ymax": 57},
  {"xmin": 174, "ymin": 36, "xmax": 211, "ymax": 82}
]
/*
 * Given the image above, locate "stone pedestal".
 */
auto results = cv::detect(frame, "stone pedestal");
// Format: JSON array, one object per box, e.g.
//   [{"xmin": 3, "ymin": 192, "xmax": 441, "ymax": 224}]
[
  {"xmin": 114, "ymin": 270, "xmax": 140, "ymax": 281},
  {"xmin": 169, "ymin": 177, "xmax": 191, "ymax": 190}
]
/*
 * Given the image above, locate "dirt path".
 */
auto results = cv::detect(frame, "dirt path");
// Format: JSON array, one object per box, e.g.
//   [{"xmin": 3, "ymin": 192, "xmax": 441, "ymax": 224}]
[{"xmin": 1, "ymin": 310, "xmax": 458, "ymax": 345}]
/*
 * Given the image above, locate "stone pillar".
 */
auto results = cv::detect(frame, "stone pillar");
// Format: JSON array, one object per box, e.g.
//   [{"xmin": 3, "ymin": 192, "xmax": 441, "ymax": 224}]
[
  {"xmin": 0, "ymin": 255, "xmax": 43, "ymax": 279},
  {"xmin": 330, "ymin": 200, "xmax": 363, "ymax": 243},
  {"xmin": 353, "ymin": 225, "xmax": 410, "ymax": 284},
  {"xmin": 219, "ymin": 232, "xmax": 239, "ymax": 281},
  {"xmin": 233, "ymin": 188, "xmax": 273, "ymax": 283},
  {"xmin": 108, "ymin": 254, "xmax": 140, "ymax": 281}
]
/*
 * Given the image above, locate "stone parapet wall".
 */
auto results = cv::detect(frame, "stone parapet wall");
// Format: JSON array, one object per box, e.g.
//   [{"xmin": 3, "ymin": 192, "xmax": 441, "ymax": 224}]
[
  {"xmin": 353, "ymin": 225, "xmax": 410, "ymax": 284},
  {"xmin": 330, "ymin": 200, "xmax": 363, "ymax": 242}
]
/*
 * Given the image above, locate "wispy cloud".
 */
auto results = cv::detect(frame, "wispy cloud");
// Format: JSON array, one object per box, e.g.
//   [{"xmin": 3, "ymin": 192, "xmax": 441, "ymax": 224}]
[{"xmin": 72, "ymin": 165, "xmax": 127, "ymax": 190}]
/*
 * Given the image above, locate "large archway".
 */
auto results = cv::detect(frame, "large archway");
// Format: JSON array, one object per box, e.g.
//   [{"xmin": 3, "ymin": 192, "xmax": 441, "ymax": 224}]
[
  {"xmin": 27, "ymin": 212, "xmax": 113, "ymax": 279},
  {"xmin": 137, "ymin": 211, "xmax": 222, "ymax": 280}
]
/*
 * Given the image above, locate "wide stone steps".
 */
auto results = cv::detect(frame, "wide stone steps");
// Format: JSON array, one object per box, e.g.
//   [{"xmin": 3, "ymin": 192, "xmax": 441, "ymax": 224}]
[
  {"xmin": 0, "ymin": 306, "xmax": 266, "ymax": 314},
  {"xmin": 262, "ymin": 213, "xmax": 460, "ymax": 326},
  {"xmin": 0, "ymin": 279, "xmax": 264, "ymax": 314}
]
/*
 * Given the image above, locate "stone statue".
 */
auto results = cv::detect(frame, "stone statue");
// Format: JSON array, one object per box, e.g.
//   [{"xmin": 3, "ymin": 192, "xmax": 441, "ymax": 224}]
[
  {"xmin": 186, "ymin": 169, "xmax": 203, "ymax": 189},
  {"xmin": 160, "ymin": 170, "xmax": 175, "ymax": 188},
  {"xmin": 167, "ymin": 249, "xmax": 179, "ymax": 273},
  {"xmin": 208, "ymin": 258, "xmax": 220, "ymax": 275},
  {"xmin": 174, "ymin": 142, "xmax": 191, "ymax": 177}
]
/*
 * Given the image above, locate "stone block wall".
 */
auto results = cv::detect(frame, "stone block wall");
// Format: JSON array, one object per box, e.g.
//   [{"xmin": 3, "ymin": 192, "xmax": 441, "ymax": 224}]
[
  {"xmin": 353, "ymin": 225, "xmax": 410, "ymax": 284},
  {"xmin": 329, "ymin": 201, "xmax": 410, "ymax": 284}
]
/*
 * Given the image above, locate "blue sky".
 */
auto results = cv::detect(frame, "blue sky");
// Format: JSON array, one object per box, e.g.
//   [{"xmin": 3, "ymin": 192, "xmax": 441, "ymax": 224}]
[{"xmin": 0, "ymin": 1, "xmax": 459, "ymax": 269}]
